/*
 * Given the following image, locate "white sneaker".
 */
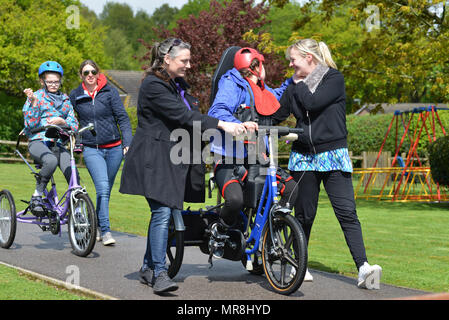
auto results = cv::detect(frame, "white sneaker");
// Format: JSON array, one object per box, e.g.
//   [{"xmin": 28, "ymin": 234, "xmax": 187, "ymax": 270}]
[
  {"xmin": 102, "ymin": 232, "xmax": 116, "ymax": 246},
  {"xmin": 96, "ymin": 229, "xmax": 102, "ymax": 242},
  {"xmin": 358, "ymin": 262, "xmax": 382, "ymax": 289},
  {"xmin": 289, "ymin": 268, "xmax": 313, "ymax": 282},
  {"xmin": 304, "ymin": 268, "xmax": 313, "ymax": 282}
]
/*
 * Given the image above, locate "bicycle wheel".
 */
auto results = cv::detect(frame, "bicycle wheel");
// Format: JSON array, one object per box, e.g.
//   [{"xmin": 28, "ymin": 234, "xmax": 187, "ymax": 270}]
[
  {"xmin": 68, "ymin": 193, "xmax": 96, "ymax": 257},
  {"xmin": 0, "ymin": 190, "xmax": 16, "ymax": 249},
  {"xmin": 262, "ymin": 213, "xmax": 307, "ymax": 295},
  {"xmin": 166, "ymin": 216, "xmax": 185, "ymax": 279}
]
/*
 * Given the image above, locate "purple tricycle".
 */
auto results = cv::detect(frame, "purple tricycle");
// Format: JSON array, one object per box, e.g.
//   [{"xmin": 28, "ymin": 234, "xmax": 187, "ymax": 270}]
[{"xmin": 0, "ymin": 124, "xmax": 97, "ymax": 257}]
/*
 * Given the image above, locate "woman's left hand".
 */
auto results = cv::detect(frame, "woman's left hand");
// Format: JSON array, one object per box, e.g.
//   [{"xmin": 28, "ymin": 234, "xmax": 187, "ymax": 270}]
[{"xmin": 123, "ymin": 146, "xmax": 129, "ymax": 156}]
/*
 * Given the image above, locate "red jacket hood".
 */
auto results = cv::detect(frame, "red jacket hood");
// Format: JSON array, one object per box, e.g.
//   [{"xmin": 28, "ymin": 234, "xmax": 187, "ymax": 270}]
[{"xmin": 96, "ymin": 73, "xmax": 108, "ymax": 91}]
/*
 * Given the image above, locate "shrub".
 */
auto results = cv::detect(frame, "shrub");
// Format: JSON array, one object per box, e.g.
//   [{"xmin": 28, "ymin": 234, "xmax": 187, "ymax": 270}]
[
  {"xmin": 428, "ymin": 135, "xmax": 449, "ymax": 187},
  {"xmin": 347, "ymin": 110, "xmax": 449, "ymax": 157}
]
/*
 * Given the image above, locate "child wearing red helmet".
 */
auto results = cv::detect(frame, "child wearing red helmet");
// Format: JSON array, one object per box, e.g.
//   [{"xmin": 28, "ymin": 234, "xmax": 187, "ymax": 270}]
[{"xmin": 207, "ymin": 48, "xmax": 301, "ymax": 263}]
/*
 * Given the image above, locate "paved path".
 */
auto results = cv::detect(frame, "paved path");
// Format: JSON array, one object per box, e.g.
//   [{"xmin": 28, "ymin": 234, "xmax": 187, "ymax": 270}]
[{"xmin": 0, "ymin": 222, "xmax": 428, "ymax": 300}]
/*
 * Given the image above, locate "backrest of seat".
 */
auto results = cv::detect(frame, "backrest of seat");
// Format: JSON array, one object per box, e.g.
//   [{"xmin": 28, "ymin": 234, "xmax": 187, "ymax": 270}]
[{"xmin": 209, "ymin": 46, "xmax": 242, "ymax": 106}]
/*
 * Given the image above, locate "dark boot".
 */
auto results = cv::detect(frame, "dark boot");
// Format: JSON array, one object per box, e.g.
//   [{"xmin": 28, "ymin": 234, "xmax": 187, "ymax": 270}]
[{"xmin": 30, "ymin": 195, "xmax": 45, "ymax": 217}]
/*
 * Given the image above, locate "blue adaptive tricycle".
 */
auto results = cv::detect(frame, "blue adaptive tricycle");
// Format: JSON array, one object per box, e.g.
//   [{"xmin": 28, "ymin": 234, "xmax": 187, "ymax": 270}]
[{"xmin": 165, "ymin": 47, "xmax": 308, "ymax": 295}]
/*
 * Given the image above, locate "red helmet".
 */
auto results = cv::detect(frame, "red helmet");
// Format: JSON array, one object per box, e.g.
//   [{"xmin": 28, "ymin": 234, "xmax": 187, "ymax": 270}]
[{"xmin": 234, "ymin": 47, "xmax": 264, "ymax": 77}]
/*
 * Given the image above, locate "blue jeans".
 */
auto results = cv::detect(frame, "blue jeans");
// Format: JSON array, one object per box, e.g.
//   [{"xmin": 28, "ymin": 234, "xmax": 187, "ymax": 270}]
[
  {"xmin": 143, "ymin": 198, "xmax": 180, "ymax": 277},
  {"xmin": 83, "ymin": 145, "xmax": 123, "ymax": 235}
]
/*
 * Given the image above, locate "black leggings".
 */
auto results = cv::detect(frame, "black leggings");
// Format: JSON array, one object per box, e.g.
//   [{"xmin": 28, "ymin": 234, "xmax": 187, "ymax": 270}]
[
  {"xmin": 291, "ymin": 170, "xmax": 367, "ymax": 269},
  {"xmin": 215, "ymin": 164, "xmax": 298, "ymax": 226}
]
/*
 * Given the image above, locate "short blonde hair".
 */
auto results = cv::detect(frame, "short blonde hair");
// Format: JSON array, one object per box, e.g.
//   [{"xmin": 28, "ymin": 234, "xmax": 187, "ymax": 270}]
[{"xmin": 286, "ymin": 39, "xmax": 337, "ymax": 69}]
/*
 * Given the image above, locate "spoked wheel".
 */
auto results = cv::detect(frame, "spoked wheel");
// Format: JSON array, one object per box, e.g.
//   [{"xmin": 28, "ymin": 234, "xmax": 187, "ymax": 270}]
[
  {"xmin": 68, "ymin": 193, "xmax": 96, "ymax": 257},
  {"xmin": 0, "ymin": 190, "xmax": 17, "ymax": 249},
  {"xmin": 262, "ymin": 213, "xmax": 307, "ymax": 295},
  {"xmin": 166, "ymin": 216, "xmax": 185, "ymax": 279}
]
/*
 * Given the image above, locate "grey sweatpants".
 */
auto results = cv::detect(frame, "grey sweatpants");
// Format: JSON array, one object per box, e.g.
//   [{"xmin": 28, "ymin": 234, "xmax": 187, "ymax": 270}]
[{"xmin": 28, "ymin": 140, "xmax": 73, "ymax": 194}]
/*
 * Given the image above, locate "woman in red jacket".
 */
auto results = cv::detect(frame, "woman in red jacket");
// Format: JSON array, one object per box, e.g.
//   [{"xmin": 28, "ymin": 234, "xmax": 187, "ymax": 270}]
[{"xmin": 70, "ymin": 60, "xmax": 133, "ymax": 246}]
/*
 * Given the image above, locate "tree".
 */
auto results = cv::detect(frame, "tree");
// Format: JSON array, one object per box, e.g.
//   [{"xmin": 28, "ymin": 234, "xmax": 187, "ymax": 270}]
[
  {"xmin": 0, "ymin": 0, "xmax": 107, "ymax": 96},
  {"xmin": 270, "ymin": 0, "xmax": 449, "ymax": 109},
  {"xmin": 140, "ymin": 0, "xmax": 285, "ymax": 113},
  {"xmin": 151, "ymin": 3, "xmax": 179, "ymax": 29}
]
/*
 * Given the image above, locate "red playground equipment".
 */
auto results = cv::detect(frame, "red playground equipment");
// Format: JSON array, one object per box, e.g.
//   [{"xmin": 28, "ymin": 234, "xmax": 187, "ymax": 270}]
[{"xmin": 354, "ymin": 106, "xmax": 449, "ymax": 202}]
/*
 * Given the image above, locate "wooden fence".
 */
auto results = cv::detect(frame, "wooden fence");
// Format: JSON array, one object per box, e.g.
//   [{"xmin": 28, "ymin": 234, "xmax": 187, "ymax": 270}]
[{"xmin": 0, "ymin": 140, "xmax": 424, "ymax": 171}]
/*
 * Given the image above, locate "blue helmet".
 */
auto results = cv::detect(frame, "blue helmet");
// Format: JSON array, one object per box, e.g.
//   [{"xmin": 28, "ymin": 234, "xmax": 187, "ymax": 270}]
[{"xmin": 38, "ymin": 61, "xmax": 64, "ymax": 77}]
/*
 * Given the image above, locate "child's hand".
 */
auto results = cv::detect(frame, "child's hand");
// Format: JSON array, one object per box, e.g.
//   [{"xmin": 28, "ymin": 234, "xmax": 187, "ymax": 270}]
[
  {"xmin": 24, "ymin": 88, "xmax": 37, "ymax": 101},
  {"xmin": 47, "ymin": 117, "xmax": 67, "ymax": 126}
]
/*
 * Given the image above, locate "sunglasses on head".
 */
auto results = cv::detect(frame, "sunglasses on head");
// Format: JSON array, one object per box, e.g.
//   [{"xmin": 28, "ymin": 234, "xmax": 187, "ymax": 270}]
[
  {"xmin": 83, "ymin": 69, "xmax": 98, "ymax": 76},
  {"xmin": 167, "ymin": 39, "xmax": 182, "ymax": 55}
]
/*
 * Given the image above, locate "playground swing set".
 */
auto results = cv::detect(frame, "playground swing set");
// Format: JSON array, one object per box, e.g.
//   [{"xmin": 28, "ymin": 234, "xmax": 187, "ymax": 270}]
[{"xmin": 353, "ymin": 105, "xmax": 449, "ymax": 202}]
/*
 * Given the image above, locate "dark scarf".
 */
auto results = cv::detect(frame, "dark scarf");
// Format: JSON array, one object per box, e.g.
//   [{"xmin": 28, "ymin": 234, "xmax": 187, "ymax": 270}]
[{"xmin": 46, "ymin": 90, "xmax": 65, "ymax": 108}]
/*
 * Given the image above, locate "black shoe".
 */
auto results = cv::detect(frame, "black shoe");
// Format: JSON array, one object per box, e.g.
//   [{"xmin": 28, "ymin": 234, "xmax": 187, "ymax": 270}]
[
  {"xmin": 153, "ymin": 271, "xmax": 178, "ymax": 294},
  {"xmin": 139, "ymin": 267, "xmax": 154, "ymax": 287},
  {"xmin": 30, "ymin": 196, "xmax": 45, "ymax": 217}
]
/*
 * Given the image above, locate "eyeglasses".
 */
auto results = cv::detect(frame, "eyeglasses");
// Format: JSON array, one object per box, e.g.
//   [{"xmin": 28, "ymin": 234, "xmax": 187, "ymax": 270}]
[
  {"xmin": 167, "ymin": 39, "xmax": 182, "ymax": 55},
  {"xmin": 83, "ymin": 69, "xmax": 98, "ymax": 77},
  {"xmin": 44, "ymin": 81, "xmax": 60, "ymax": 87}
]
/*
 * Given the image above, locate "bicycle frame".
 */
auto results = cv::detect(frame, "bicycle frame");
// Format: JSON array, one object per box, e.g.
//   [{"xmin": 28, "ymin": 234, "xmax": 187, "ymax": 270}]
[
  {"xmin": 14, "ymin": 125, "xmax": 92, "ymax": 234},
  {"xmin": 243, "ymin": 130, "xmax": 286, "ymax": 268}
]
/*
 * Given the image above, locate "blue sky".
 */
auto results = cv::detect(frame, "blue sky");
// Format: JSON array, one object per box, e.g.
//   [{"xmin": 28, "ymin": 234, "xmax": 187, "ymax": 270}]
[{"xmin": 79, "ymin": 0, "xmax": 190, "ymax": 15}]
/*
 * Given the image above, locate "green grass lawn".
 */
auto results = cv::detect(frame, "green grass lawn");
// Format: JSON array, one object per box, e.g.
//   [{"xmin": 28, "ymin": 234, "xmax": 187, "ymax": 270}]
[
  {"xmin": 1, "ymin": 162, "xmax": 449, "ymax": 294},
  {"xmin": 0, "ymin": 263, "xmax": 92, "ymax": 300}
]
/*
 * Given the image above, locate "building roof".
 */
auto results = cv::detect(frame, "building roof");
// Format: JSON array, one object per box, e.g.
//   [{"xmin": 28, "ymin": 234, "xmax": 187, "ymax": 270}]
[
  {"xmin": 354, "ymin": 103, "xmax": 449, "ymax": 116},
  {"xmin": 104, "ymin": 70, "xmax": 143, "ymax": 108}
]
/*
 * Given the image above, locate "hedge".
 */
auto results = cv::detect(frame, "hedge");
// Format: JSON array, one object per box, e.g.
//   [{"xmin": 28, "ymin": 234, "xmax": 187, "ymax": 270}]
[
  {"xmin": 428, "ymin": 135, "xmax": 449, "ymax": 187},
  {"xmin": 125, "ymin": 107, "xmax": 449, "ymax": 165},
  {"xmin": 347, "ymin": 109, "xmax": 449, "ymax": 157}
]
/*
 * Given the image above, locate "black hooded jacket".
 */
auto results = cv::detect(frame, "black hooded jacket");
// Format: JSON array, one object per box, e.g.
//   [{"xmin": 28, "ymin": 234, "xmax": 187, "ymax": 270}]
[{"xmin": 273, "ymin": 66, "xmax": 348, "ymax": 155}]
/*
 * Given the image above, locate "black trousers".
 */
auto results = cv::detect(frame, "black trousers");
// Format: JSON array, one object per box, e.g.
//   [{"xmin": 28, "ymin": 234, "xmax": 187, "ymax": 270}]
[{"xmin": 291, "ymin": 170, "xmax": 367, "ymax": 269}]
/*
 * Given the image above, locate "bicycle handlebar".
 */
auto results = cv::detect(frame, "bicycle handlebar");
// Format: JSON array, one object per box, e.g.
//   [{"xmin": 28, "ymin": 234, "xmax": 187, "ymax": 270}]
[
  {"xmin": 257, "ymin": 126, "xmax": 303, "ymax": 136},
  {"xmin": 29, "ymin": 123, "xmax": 95, "ymax": 136}
]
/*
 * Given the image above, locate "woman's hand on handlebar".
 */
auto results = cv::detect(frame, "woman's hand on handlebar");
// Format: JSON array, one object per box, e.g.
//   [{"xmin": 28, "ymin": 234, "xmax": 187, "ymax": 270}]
[
  {"xmin": 242, "ymin": 121, "xmax": 258, "ymax": 133},
  {"xmin": 217, "ymin": 120, "xmax": 247, "ymax": 136}
]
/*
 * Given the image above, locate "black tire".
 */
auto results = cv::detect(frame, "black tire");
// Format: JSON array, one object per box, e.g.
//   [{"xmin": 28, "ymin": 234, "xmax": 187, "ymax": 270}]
[
  {"xmin": 68, "ymin": 193, "xmax": 96, "ymax": 257},
  {"xmin": 0, "ymin": 190, "xmax": 17, "ymax": 249},
  {"xmin": 262, "ymin": 213, "xmax": 307, "ymax": 295},
  {"xmin": 166, "ymin": 217, "xmax": 185, "ymax": 279}
]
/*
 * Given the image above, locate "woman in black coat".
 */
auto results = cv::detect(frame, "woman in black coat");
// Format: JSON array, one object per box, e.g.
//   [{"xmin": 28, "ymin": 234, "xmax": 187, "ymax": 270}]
[
  {"xmin": 119, "ymin": 38, "xmax": 247, "ymax": 294},
  {"xmin": 273, "ymin": 39, "xmax": 382, "ymax": 289}
]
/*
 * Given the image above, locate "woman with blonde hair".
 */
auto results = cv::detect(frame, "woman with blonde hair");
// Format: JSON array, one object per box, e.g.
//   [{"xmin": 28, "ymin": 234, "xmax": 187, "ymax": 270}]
[{"xmin": 272, "ymin": 38, "xmax": 382, "ymax": 289}]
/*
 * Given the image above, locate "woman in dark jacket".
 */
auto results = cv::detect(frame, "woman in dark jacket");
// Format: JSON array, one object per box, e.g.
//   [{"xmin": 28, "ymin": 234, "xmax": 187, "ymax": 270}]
[
  {"xmin": 119, "ymin": 38, "xmax": 247, "ymax": 294},
  {"xmin": 273, "ymin": 39, "xmax": 382, "ymax": 289},
  {"xmin": 70, "ymin": 60, "xmax": 132, "ymax": 246}
]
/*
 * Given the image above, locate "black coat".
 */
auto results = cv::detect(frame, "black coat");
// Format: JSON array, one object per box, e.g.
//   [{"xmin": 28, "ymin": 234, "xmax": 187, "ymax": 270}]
[{"xmin": 119, "ymin": 74, "xmax": 219, "ymax": 210}]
